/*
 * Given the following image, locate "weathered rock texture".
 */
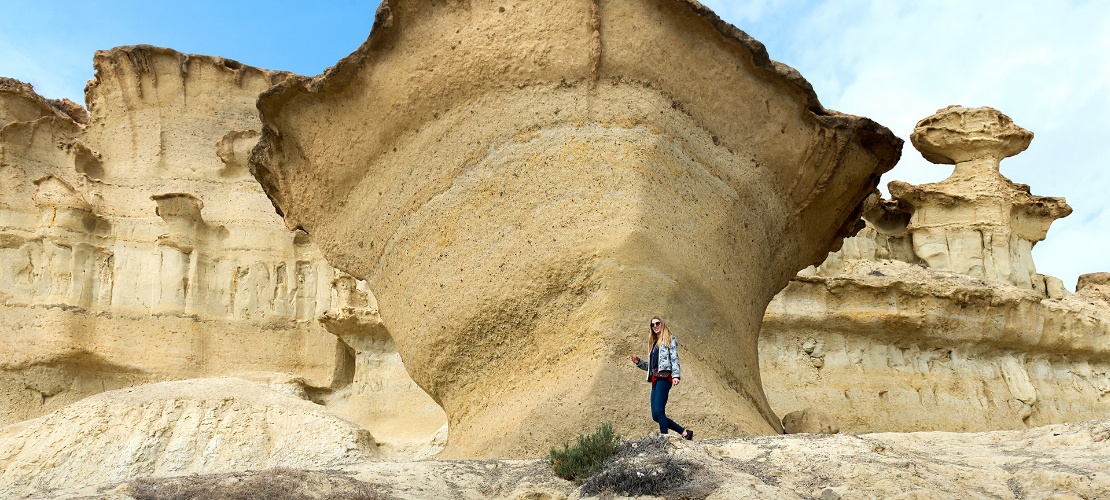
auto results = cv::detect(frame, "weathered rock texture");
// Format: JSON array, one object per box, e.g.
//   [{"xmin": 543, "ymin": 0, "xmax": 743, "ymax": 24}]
[
  {"xmin": 0, "ymin": 49, "xmax": 446, "ymax": 453},
  {"xmin": 32, "ymin": 420, "xmax": 1110, "ymax": 499},
  {"xmin": 0, "ymin": 378, "xmax": 378, "ymax": 498},
  {"xmin": 761, "ymin": 106, "xmax": 1110, "ymax": 434},
  {"xmin": 250, "ymin": 0, "xmax": 900, "ymax": 459},
  {"xmin": 781, "ymin": 407, "xmax": 839, "ymax": 435},
  {"xmin": 894, "ymin": 105, "xmax": 1071, "ymax": 289}
]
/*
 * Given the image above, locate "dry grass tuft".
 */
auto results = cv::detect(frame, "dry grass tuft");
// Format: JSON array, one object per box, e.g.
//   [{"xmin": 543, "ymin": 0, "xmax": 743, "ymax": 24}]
[
  {"xmin": 128, "ymin": 467, "xmax": 387, "ymax": 500},
  {"xmin": 579, "ymin": 434, "xmax": 717, "ymax": 500}
]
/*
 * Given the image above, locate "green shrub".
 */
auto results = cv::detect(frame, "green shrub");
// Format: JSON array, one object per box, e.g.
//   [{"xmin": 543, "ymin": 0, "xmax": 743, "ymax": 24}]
[{"xmin": 549, "ymin": 422, "xmax": 621, "ymax": 482}]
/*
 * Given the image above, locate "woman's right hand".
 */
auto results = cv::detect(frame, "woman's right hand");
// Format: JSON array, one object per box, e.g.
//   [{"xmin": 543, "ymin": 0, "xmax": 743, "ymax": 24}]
[{"xmin": 630, "ymin": 355, "xmax": 640, "ymax": 364}]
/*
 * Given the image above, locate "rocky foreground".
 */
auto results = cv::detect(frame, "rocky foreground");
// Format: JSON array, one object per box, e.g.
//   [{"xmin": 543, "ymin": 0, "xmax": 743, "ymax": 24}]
[{"xmin": 23, "ymin": 419, "xmax": 1110, "ymax": 499}]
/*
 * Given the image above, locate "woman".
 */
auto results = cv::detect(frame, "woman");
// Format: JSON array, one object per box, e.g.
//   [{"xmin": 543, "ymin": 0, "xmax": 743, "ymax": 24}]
[{"xmin": 630, "ymin": 316, "xmax": 694, "ymax": 440}]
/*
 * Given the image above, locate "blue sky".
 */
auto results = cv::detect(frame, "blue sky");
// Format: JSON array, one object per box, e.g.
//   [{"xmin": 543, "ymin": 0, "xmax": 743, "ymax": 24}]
[{"xmin": 2, "ymin": 1, "xmax": 1108, "ymax": 290}]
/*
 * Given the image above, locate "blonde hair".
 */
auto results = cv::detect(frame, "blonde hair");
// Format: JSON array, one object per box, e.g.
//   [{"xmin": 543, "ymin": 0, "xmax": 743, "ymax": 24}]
[{"xmin": 648, "ymin": 316, "xmax": 673, "ymax": 348}]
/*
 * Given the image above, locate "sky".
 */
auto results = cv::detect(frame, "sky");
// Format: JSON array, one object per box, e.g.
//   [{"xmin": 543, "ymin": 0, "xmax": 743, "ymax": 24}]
[{"xmin": 2, "ymin": 1, "xmax": 1107, "ymax": 290}]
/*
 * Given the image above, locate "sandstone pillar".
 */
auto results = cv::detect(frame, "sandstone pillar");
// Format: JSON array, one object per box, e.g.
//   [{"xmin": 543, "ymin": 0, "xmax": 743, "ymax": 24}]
[
  {"xmin": 892, "ymin": 106, "xmax": 1071, "ymax": 289},
  {"xmin": 251, "ymin": 0, "xmax": 901, "ymax": 458}
]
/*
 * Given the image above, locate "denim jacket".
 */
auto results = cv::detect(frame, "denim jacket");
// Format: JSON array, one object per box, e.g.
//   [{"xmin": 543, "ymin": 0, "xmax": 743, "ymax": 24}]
[{"xmin": 635, "ymin": 336, "xmax": 681, "ymax": 381}]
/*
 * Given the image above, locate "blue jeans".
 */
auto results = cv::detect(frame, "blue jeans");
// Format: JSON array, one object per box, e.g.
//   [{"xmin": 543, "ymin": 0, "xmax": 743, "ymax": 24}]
[{"xmin": 650, "ymin": 379, "xmax": 685, "ymax": 434}]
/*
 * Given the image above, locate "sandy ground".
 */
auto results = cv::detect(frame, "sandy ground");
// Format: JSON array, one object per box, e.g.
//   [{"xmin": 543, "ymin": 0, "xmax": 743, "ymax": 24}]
[{"xmin": 29, "ymin": 419, "xmax": 1110, "ymax": 499}]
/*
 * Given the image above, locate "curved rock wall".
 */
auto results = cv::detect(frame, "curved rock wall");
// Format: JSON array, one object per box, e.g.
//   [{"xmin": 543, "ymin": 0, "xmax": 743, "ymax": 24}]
[
  {"xmin": 0, "ymin": 47, "xmax": 338, "ymax": 422},
  {"xmin": 249, "ymin": 0, "xmax": 900, "ymax": 458}
]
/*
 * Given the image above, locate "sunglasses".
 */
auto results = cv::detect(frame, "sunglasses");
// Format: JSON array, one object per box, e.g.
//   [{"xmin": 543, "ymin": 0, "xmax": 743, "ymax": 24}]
[{"xmin": 650, "ymin": 321, "xmax": 661, "ymax": 327}]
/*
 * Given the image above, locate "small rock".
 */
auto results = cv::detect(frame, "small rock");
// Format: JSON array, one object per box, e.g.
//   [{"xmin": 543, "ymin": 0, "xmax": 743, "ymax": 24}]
[
  {"xmin": 1044, "ymin": 275, "xmax": 1069, "ymax": 300},
  {"xmin": 782, "ymin": 408, "xmax": 840, "ymax": 434}
]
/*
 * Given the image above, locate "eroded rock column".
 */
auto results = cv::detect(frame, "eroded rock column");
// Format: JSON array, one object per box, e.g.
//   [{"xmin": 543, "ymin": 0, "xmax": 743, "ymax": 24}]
[
  {"xmin": 891, "ymin": 106, "xmax": 1072, "ymax": 289},
  {"xmin": 761, "ymin": 106, "xmax": 1109, "ymax": 435},
  {"xmin": 251, "ymin": 0, "xmax": 901, "ymax": 458}
]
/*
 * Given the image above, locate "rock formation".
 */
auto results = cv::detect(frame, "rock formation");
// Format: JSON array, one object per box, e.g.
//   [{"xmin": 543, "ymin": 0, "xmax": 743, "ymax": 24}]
[
  {"xmin": 761, "ymin": 106, "xmax": 1110, "ymax": 433},
  {"xmin": 5, "ymin": 3, "xmax": 1109, "ymax": 497},
  {"xmin": 249, "ymin": 0, "xmax": 901, "ymax": 458},
  {"xmin": 894, "ymin": 106, "xmax": 1071, "ymax": 289},
  {"xmin": 0, "ymin": 47, "xmax": 446, "ymax": 455},
  {"xmin": 0, "ymin": 378, "xmax": 378, "ymax": 498}
]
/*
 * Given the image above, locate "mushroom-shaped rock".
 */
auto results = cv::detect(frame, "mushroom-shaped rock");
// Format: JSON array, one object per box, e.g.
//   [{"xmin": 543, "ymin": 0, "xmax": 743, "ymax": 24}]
[
  {"xmin": 250, "ymin": 0, "xmax": 901, "ymax": 458},
  {"xmin": 910, "ymin": 105, "xmax": 1032, "ymax": 167},
  {"xmin": 31, "ymin": 175, "xmax": 109, "ymax": 241},
  {"xmin": 892, "ymin": 106, "xmax": 1071, "ymax": 288},
  {"xmin": 152, "ymin": 193, "xmax": 228, "ymax": 250}
]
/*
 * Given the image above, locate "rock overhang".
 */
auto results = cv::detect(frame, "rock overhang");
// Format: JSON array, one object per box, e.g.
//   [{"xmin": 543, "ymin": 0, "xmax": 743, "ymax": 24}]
[
  {"xmin": 251, "ymin": 0, "xmax": 902, "ymax": 268},
  {"xmin": 248, "ymin": 0, "xmax": 904, "ymax": 458}
]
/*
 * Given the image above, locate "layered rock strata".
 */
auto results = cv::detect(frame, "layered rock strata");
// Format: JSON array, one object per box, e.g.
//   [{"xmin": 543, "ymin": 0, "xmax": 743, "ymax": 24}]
[
  {"xmin": 761, "ymin": 106, "xmax": 1110, "ymax": 433},
  {"xmin": 250, "ymin": 0, "xmax": 901, "ymax": 458},
  {"xmin": 0, "ymin": 49, "xmax": 446, "ymax": 451}
]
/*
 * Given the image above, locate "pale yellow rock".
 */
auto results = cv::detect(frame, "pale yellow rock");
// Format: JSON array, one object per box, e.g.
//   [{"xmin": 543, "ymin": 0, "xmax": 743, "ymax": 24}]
[
  {"xmin": 0, "ymin": 377, "xmax": 379, "ymax": 498},
  {"xmin": 250, "ymin": 0, "xmax": 901, "ymax": 458},
  {"xmin": 893, "ymin": 106, "xmax": 1071, "ymax": 289},
  {"xmin": 761, "ymin": 106, "xmax": 1110, "ymax": 435},
  {"xmin": 1077, "ymin": 272, "xmax": 1110, "ymax": 304},
  {"xmin": 0, "ymin": 48, "xmax": 340, "ymax": 417},
  {"xmin": 6, "ymin": 9, "xmax": 1107, "ymax": 499},
  {"xmin": 319, "ymin": 275, "xmax": 448, "ymax": 457},
  {"xmin": 34, "ymin": 420, "xmax": 1110, "ymax": 499},
  {"xmin": 0, "ymin": 77, "xmax": 86, "ymax": 128},
  {"xmin": 0, "ymin": 49, "xmax": 447, "ymax": 451},
  {"xmin": 781, "ymin": 408, "xmax": 839, "ymax": 434},
  {"xmin": 763, "ymin": 260, "xmax": 1110, "ymax": 433}
]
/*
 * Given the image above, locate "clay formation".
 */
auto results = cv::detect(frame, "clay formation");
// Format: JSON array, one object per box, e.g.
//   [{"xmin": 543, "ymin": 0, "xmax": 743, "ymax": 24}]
[{"xmin": 6, "ymin": 4, "xmax": 1109, "ymax": 498}]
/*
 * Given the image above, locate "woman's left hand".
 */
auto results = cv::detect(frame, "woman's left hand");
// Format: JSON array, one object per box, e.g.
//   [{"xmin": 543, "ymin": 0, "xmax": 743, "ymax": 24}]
[{"xmin": 672, "ymin": 377, "xmax": 680, "ymax": 386}]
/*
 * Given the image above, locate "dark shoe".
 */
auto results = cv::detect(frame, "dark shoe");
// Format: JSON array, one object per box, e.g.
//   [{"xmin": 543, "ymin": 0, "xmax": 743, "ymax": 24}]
[{"xmin": 682, "ymin": 429, "xmax": 694, "ymax": 440}]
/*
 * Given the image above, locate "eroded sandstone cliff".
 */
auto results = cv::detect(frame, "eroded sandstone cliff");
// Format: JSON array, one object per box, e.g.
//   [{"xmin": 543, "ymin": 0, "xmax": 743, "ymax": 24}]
[
  {"xmin": 249, "ymin": 0, "xmax": 901, "ymax": 458},
  {"xmin": 4, "ymin": 4, "xmax": 1108, "ymax": 497},
  {"xmin": 0, "ymin": 47, "xmax": 446, "ymax": 456},
  {"xmin": 761, "ymin": 106, "xmax": 1110, "ymax": 434}
]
